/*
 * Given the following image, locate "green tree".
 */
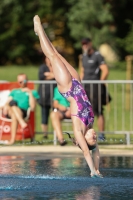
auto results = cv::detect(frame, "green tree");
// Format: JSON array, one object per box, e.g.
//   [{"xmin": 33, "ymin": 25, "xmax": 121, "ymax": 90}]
[
  {"xmin": 1, "ymin": 0, "xmax": 133, "ymax": 64},
  {"xmin": 0, "ymin": 0, "xmax": 52, "ymax": 65},
  {"xmin": 110, "ymin": 0, "xmax": 133, "ymax": 58},
  {"xmin": 124, "ymin": 22, "xmax": 133, "ymax": 54},
  {"xmin": 66, "ymin": 0, "xmax": 114, "ymax": 49}
]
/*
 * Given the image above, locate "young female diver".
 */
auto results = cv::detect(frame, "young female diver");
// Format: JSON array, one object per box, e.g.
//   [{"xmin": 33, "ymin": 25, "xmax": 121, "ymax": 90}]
[{"xmin": 33, "ymin": 15, "xmax": 102, "ymax": 178}]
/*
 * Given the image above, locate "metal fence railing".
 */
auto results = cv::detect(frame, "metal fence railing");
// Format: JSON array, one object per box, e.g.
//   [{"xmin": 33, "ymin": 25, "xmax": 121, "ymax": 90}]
[{"xmin": 33, "ymin": 80, "xmax": 133, "ymax": 145}]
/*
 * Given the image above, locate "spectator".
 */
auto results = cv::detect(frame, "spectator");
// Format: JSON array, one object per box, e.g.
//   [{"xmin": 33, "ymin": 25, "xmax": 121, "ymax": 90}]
[
  {"xmin": 1, "ymin": 73, "xmax": 39, "ymax": 145},
  {"xmin": 50, "ymin": 87, "xmax": 71, "ymax": 146},
  {"xmin": 38, "ymin": 56, "xmax": 56, "ymax": 139},
  {"xmin": 79, "ymin": 38, "xmax": 109, "ymax": 140}
]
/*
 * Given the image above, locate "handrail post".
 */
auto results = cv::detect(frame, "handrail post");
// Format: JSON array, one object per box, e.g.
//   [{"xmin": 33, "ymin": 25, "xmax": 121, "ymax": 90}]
[
  {"xmin": 126, "ymin": 132, "xmax": 130, "ymax": 145},
  {"xmin": 54, "ymin": 130, "xmax": 57, "ymax": 145}
]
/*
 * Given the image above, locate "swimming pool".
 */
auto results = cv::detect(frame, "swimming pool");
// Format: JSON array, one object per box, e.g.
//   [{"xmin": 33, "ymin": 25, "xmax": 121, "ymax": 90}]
[{"xmin": 0, "ymin": 153, "xmax": 133, "ymax": 200}]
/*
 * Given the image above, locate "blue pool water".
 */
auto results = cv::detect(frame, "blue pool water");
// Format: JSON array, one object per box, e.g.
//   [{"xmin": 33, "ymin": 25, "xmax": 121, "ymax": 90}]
[{"xmin": 0, "ymin": 153, "xmax": 133, "ymax": 200}]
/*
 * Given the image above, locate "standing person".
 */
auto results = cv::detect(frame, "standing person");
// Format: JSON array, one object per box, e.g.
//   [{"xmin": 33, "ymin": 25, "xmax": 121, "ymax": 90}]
[
  {"xmin": 38, "ymin": 56, "xmax": 56, "ymax": 139},
  {"xmin": 33, "ymin": 15, "xmax": 102, "ymax": 178},
  {"xmin": 50, "ymin": 86, "xmax": 71, "ymax": 146},
  {"xmin": 79, "ymin": 38, "xmax": 109, "ymax": 140}
]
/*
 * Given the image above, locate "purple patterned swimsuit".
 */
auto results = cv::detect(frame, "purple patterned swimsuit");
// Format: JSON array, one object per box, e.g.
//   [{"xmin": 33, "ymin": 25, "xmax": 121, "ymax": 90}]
[{"xmin": 60, "ymin": 78, "xmax": 94, "ymax": 127}]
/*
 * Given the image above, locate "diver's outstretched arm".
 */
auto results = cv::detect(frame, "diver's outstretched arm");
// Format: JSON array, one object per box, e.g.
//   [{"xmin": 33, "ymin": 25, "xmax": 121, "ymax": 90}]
[{"xmin": 92, "ymin": 144, "xmax": 103, "ymax": 177}]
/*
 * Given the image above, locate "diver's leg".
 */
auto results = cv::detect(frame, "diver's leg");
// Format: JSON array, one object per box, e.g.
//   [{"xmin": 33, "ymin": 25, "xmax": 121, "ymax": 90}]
[{"xmin": 34, "ymin": 15, "xmax": 72, "ymax": 92}]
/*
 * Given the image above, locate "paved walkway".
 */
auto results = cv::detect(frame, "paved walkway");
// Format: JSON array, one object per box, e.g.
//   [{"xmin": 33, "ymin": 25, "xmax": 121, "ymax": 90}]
[{"xmin": 0, "ymin": 145, "xmax": 133, "ymax": 156}]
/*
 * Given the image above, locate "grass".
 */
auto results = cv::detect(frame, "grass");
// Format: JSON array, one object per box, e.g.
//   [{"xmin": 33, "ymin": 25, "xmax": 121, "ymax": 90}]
[
  {"xmin": 0, "ymin": 65, "xmax": 133, "ymax": 145},
  {"xmin": 0, "ymin": 65, "xmax": 39, "ymax": 81}
]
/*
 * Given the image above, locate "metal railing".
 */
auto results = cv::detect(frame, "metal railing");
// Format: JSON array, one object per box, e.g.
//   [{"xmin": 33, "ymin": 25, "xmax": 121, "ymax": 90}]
[{"xmin": 32, "ymin": 80, "xmax": 133, "ymax": 145}]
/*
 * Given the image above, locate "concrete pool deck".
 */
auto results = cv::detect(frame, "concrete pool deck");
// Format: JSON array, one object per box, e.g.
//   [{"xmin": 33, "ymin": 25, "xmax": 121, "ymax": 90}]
[{"xmin": 0, "ymin": 145, "xmax": 133, "ymax": 156}]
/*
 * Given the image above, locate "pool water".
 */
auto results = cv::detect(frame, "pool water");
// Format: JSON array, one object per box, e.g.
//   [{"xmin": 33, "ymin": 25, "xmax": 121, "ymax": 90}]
[{"xmin": 0, "ymin": 153, "xmax": 133, "ymax": 200}]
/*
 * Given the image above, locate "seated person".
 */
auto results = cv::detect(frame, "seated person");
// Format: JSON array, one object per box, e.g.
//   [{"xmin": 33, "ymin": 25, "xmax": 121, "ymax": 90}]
[
  {"xmin": 50, "ymin": 86, "xmax": 71, "ymax": 146},
  {"xmin": 1, "ymin": 73, "xmax": 39, "ymax": 145}
]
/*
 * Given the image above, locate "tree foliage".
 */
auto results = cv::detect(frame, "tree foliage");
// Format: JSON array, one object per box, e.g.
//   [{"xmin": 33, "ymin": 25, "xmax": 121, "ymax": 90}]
[
  {"xmin": 110, "ymin": 0, "xmax": 133, "ymax": 58},
  {"xmin": 124, "ymin": 22, "xmax": 133, "ymax": 54},
  {"xmin": 66, "ymin": 0, "xmax": 114, "ymax": 48},
  {"xmin": 0, "ymin": 0, "xmax": 133, "ymax": 65},
  {"xmin": 0, "ymin": 0, "xmax": 52, "ymax": 64}
]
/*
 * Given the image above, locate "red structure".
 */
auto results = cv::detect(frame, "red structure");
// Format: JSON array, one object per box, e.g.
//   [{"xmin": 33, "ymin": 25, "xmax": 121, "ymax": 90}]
[{"xmin": 0, "ymin": 82, "xmax": 35, "ymax": 141}]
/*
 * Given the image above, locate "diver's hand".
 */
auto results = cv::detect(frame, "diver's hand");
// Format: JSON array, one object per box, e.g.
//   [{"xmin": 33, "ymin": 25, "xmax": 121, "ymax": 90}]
[
  {"xmin": 96, "ymin": 170, "xmax": 103, "ymax": 178},
  {"xmin": 91, "ymin": 171, "xmax": 103, "ymax": 178},
  {"xmin": 91, "ymin": 174, "xmax": 103, "ymax": 178}
]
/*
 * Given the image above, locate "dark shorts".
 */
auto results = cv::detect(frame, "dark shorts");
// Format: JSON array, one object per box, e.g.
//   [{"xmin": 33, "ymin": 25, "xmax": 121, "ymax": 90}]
[
  {"xmin": 6, "ymin": 108, "xmax": 27, "ymax": 119},
  {"xmin": 84, "ymin": 84, "xmax": 104, "ymax": 116},
  {"xmin": 53, "ymin": 108, "xmax": 70, "ymax": 120},
  {"xmin": 21, "ymin": 109, "xmax": 27, "ymax": 118},
  {"xmin": 8, "ymin": 100, "xmax": 27, "ymax": 118}
]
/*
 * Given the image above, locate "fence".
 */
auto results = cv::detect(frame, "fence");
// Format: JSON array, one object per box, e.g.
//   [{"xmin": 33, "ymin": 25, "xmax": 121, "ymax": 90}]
[
  {"xmin": 0, "ymin": 80, "xmax": 133, "ymax": 145},
  {"xmin": 33, "ymin": 80, "xmax": 133, "ymax": 145}
]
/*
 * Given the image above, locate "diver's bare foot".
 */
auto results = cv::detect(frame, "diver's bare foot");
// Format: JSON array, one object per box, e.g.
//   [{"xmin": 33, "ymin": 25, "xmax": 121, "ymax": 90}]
[{"xmin": 33, "ymin": 15, "xmax": 41, "ymax": 35}]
